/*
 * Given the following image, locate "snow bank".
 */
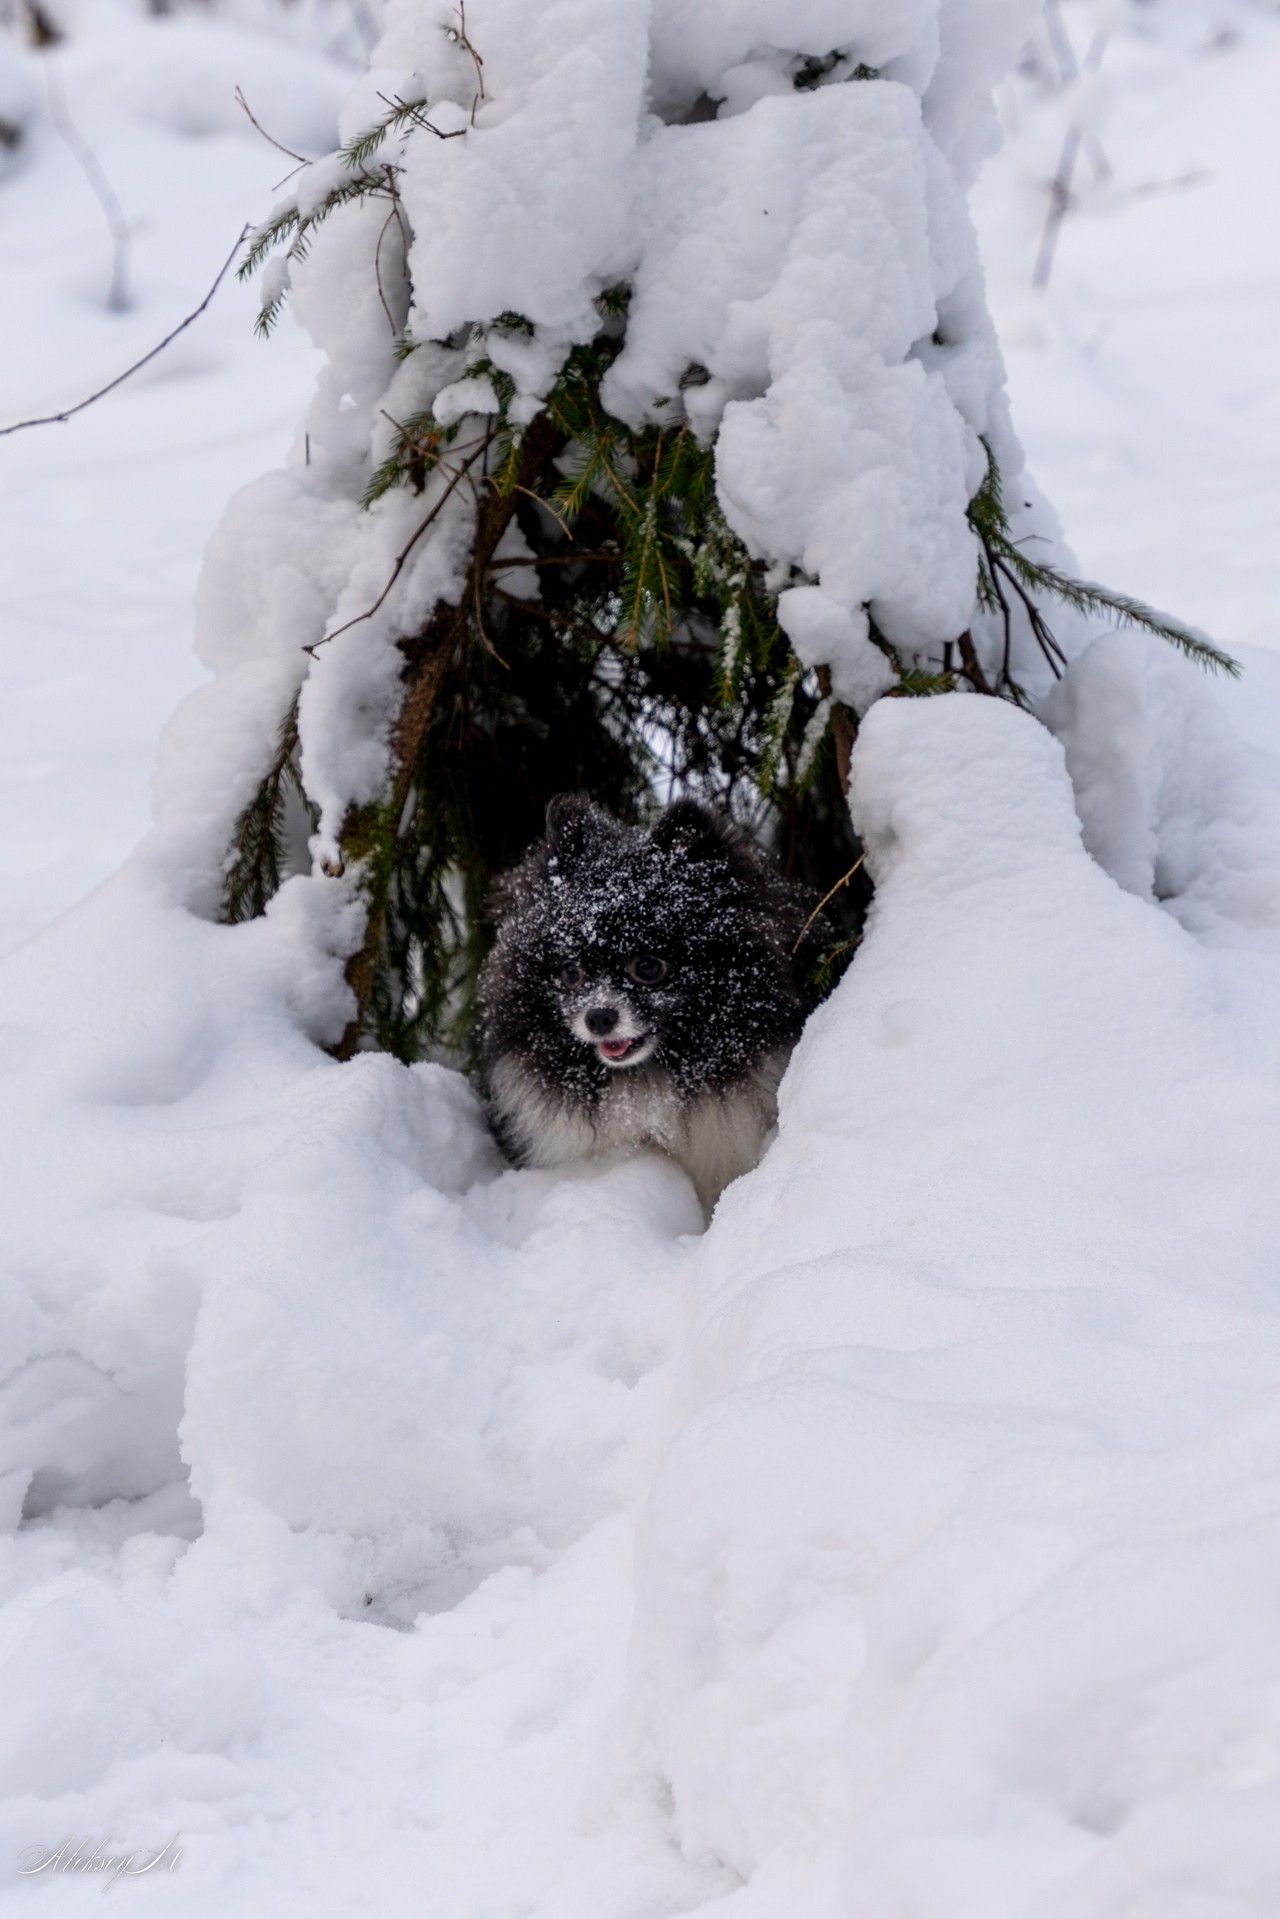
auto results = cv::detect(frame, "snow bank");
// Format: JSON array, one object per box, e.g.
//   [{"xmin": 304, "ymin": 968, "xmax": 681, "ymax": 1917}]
[
  {"xmin": 633, "ymin": 691, "xmax": 1280, "ymax": 1915},
  {"xmin": 6, "ymin": 682, "xmax": 1280, "ymax": 1912},
  {"xmin": 1044, "ymin": 632, "xmax": 1280, "ymax": 941}
]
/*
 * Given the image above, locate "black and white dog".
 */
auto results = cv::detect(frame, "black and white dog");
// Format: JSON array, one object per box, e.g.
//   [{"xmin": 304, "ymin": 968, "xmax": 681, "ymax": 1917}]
[{"xmin": 477, "ymin": 795, "xmax": 816, "ymax": 1211}]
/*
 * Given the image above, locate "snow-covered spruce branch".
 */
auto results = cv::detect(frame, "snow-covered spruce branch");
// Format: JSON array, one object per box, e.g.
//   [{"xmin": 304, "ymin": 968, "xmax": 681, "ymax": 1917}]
[
  {"xmin": 225, "ymin": 24, "xmax": 1234, "ymax": 1060},
  {"xmin": 966, "ymin": 445, "xmax": 1238, "ymax": 690},
  {"xmin": 239, "ymin": 69, "xmax": 479, "ymax": 338},
  {"xmin": 223, "ymin": 699, "xmax": 311, "ymax": 925},
  {"xmin": 224, "ymin": 275, "xmax": 859, "ymax": 1053},
  {"xmin": 241, "ymin": 170, "xmax": 402, "ymax": 337}
]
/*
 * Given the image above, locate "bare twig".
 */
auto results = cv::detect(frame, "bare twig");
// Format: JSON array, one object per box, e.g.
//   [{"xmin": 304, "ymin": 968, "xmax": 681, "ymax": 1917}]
[
  {"xmin": 235, "ymin": 87, "xmax": 310, "ymax": 166},
  {"xmin": 375, "ymin": 91, "xmax": 467, "ymax": 142},
  {"xmin": 792, "ymin": 854, "xmax": 866, "ymax": 955},
  {"xmin": 956, "ymin": 628, "xmax": 994, "ymax": 696},
  {"xmin": 308, "ymin": 446, "xmax": 487, "ymax": 652},
  {"xmin": 1032, "ymin": 122, "xmax": 1081, "ymax": 291},
  {"xmin": 472, "ymin": 557, "xmax": 509, "ymax": 667},
  {"xmin": 507, "ymin": 481, "xmax": 573, "ymax": 539},
  {"xmin": 383, "ymin": 166, "xmax": 411, "ymax": 257},
  {"xmin": 991, "ymin": 552, "xmax": 1067, "ymax": 678},
  {"xmin": 45, "ymin": 65, "xmax": 131, "ymax": 312},
  {"xmin": 342, "ymin": 0, "xmax": 379, "ymax": 55},
  {"xmin": 0, "ymin": 227, "xmax": 248, "ymax": 437},
  {"xmin": 22, "ymin": 0, "xmax": 61, "ymax": 48},
  {"xmin": 988, "ymin": 554, "xmax": 1014, "ymax": 689},
  {"xmin": 815, "ymin": 664, "xmax": 854, "ymax": 793},
  {"xmin": 372, "ymin": 167, "xmax": 411, "ymax": 335},
  {"xmin": 484, "ymin": 549, "xmax": 620, "ymax": 572},
  {"xmin": 1042, "ymin": 0, "xmax": 1078, "ymax": 85},
  {"xmin": 373, "ymin": 205, "xmax": 402, "ymax": 336},
  {"xmin": 452, "ymin": 0, "xmax": 487, "ymax": 123},
  {"xmin": 1032, "ymin": 29, "xmax": 1108, "ymax": 291}
]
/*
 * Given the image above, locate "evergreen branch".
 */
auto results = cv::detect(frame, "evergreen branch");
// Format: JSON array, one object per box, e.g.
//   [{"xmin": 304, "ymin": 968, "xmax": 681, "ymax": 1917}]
[
  {"xmin": 810, "ymin": 935, "xmax": 861, "ymax": 995},
  {"xmin": 343, "ymin": 92, "xmax": 467, "ymax": 173},
  {"xmin": 896, "ymin": 667, "xmax": 958, "ymax": 696},
  {"xmin": 794, "ymin": 694, "xmax": 832, "ymax": 785},
  {"xmin": 0, "ymin": 228, "xmax": 248, "ymax": 436},
  {"xmin": 242, "ymin": 171, "xmax": 400, "ymax": 332},
  {"xmin": 254, "ymin": 285, "xmax": 288, "ymax": 341},
  {"xmin": 362, "ymin": 410, "xmax": 454, "ymax": 509},
  {"xmin": 618, "ymin": 486, "xmax": 676, "ymax": 646},
  {"xmin": 223, "ymin": 700, "xmax": 305, "ymax": 923},
  {"xmin": 755, "ymin": 657, "xmax": 801, "ymax": 794},
  {"xmin": 997, "ymin": 544, "xmax": 1238, "ymax": 675},
  {"xmin": 550, "ymin": 443, "xmax": 608, "ymax": 524},
  {"xmin": 341, "ymin": 98, "xmax": 425, "ymax": 170},
  {"xmin": 966, "ymin": 441, "xmax": 1238, "ymax": 680},
  {"xmin": 239, "ymin": 205, "xmax": 301, "ymax": 279}
]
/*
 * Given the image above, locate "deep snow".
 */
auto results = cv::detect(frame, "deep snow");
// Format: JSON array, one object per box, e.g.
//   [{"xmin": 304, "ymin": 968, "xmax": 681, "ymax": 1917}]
[{"xmin": 2, "ymin": 2, "xmax": 1280, "ymax": 1915}]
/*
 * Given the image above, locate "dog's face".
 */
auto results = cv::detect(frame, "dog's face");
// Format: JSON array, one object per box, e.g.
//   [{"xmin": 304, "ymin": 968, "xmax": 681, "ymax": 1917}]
[
  {"xmin": 480, "ymin": 793, "xmax": 810, "ymax": 1096},
  {"xmin": 540, "ymin": 796, "xmax": 693, "ymax": 1074},
  {"xmin": 552, "ymin": 948, "xmax": 670, "ymax": 1071}
]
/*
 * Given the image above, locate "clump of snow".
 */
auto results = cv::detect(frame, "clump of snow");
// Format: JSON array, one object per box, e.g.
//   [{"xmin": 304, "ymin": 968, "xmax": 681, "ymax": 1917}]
[
  {"xmin": 632, "ymin": 692, "xmax": 1280, "ymax": 1913},
  {"xmin": 197, "ymin": 0, "xmax": 1083, "ymax": 890},
  {"xmin": 1044, "ymin": 633, "xmax": 1280, "ymax": 937},
  {"xmin": 602, "ymin": 82, "xmax": 991, "ymax": 659}
]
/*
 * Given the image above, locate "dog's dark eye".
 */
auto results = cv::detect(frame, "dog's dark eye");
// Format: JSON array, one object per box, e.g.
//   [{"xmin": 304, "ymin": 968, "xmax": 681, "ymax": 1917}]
[
  {"xmin": 627, "ymin": 955, "xmax": 668, "ymax": 985},
  {"xmin": 559, "ymin": 962, "xmax": 585, "ymax": 989}
]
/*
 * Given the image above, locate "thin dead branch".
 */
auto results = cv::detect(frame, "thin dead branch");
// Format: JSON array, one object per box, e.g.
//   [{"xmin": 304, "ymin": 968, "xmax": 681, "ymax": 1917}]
[
  {"xmin": 452, "ymin": 0, "xmax": 487, "ymax": 123},
  {"xmin": 45, "ymin": 64, "xmax": 131, "ymax": 312},
  {"xmin": 0, "ymin": 227, "xmax": 248, "ymax": 436},
  {"xmin": 792, "ymin": 854, "xmax": 866, "ymax": 954},
  {"xmin": 308, "ymin": 443, "xmax": 489, "ymax": 652},
  {"xmin": 375, "ymin": 91, "xmax": 468, "ymax": 142},
  {"xmin": 234, "ymin": 87, "xmax": 310, "ymax": 166}
]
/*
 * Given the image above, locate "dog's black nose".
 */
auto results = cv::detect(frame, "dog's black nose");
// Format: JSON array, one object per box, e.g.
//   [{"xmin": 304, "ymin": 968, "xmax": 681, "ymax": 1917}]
[{"xmin": 585, "ymin": 1007, "xmax": 619, "ymax": 1037}]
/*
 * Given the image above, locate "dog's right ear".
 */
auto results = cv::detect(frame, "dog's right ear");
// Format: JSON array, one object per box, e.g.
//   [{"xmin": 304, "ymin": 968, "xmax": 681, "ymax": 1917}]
[
  {"xmin": 545, "ymin": 794, "xmax": 609, "ymax": 871},
  {"xmin": 649, "ymin": 798, "xmax": 728, "ymax": 860}
]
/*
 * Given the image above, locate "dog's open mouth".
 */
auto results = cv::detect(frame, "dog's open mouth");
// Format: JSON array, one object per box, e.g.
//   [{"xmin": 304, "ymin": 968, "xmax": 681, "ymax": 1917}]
[{"xmin": 599, "ymin": 1034, "xmax": 647, "ymax": 1064}]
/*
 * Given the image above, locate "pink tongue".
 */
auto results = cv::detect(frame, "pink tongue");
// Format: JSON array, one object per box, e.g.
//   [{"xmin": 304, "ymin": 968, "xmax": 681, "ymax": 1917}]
[{"xmin": 600, "ymin": 1038, "xmax": 632, "ymax": 1060}]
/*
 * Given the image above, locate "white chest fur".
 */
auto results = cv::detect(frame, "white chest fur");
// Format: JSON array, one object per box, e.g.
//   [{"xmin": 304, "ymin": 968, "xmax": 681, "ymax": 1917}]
[{"xmin": 489, "ymin": 1050, "xmax": 789, "ymax": 1213}]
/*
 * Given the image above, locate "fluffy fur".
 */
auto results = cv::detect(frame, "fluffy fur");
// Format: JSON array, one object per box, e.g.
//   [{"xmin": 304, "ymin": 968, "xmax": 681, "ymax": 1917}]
[{"xmin": 477, "ymin": 795, "xmax": 816, "ymax": 1212}]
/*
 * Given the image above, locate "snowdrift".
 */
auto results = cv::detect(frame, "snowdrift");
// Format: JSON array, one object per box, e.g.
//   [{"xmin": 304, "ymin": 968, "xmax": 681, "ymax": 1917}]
[{"xmin": 4, "ymin": 676, "xmax": 1280, "ymax": 1913}]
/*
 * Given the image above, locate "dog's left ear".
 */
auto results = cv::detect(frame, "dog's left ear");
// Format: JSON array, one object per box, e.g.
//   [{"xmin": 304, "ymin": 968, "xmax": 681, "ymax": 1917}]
[
  {"xmin": 649, "ymin": 798, "xmax": 728, "ymax": 860},
  {"xmin": 545, "ymin": 793, "xmax": 611, "ymax": 871}
]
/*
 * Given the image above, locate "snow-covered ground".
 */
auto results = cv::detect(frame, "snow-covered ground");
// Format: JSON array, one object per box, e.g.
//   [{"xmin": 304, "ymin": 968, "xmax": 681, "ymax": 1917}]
[
  {"xmin": 972, "ymin": 0, "xmax": 1280, "ymax": 722},
  {"xmin": 2, "ymin": 2, "xmax": 1280, "ymax": 1914},
  {"xmin": 0, "ymin": 7, "xmax": 343, "ymax": 955}
]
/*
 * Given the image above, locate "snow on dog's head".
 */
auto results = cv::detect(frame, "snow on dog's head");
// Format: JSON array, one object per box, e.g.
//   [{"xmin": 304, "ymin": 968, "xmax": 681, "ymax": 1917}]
[{"xmin": 480, "ymin": 794, "xmax": 809, "ymax": 1094}]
